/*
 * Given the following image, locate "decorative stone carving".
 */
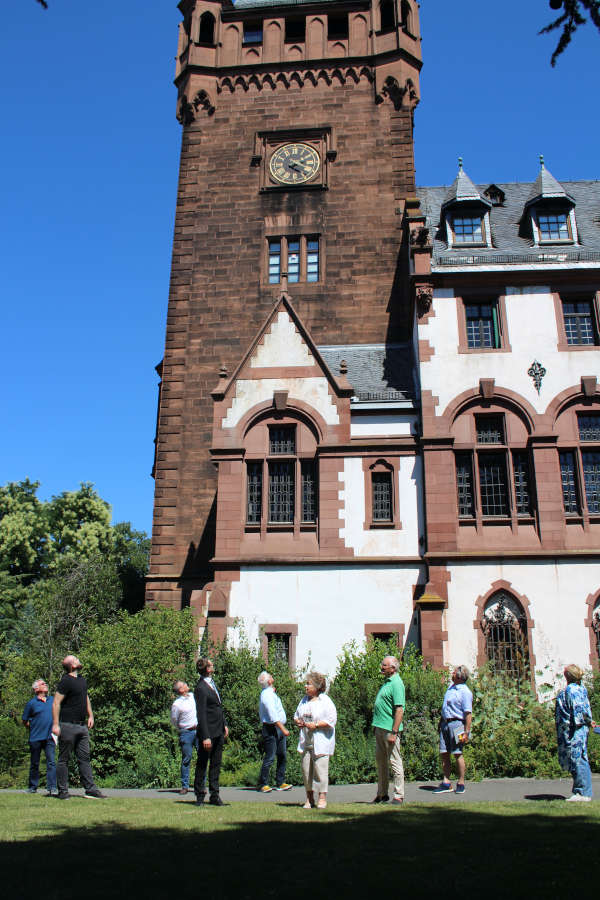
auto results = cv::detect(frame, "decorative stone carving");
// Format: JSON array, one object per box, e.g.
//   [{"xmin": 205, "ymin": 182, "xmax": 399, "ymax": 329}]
[
  {"xmin": 177, "ymin": 89, "xmax": 216, "ymax": 125},
  {"xmin": 527, "ymin": 360, "xmax": 546, "ymax": 394},
  {"xmin": 410, "ymin": 225, "xmax": 430, "ymax": 246},
  {"xmin": 415, "ymin": 286, "xmax": 433, "ymax": 318}
]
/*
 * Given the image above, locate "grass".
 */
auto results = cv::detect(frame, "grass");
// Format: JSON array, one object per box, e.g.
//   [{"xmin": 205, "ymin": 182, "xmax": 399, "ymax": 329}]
[{"xmin": 1, "ymin": 795, "xmax": 599, "ymax": 899}]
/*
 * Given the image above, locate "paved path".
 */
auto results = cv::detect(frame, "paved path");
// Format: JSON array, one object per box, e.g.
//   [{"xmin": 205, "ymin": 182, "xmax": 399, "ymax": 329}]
[{"xmin": 4, "ymin": 777, "xmax": 599, "ymax": 803}]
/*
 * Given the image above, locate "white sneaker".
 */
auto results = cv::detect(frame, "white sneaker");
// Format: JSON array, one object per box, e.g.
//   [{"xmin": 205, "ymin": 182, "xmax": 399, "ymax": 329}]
[{"xmin": 566, "ymin": 794, "xmax": 591, "ymax": 802}]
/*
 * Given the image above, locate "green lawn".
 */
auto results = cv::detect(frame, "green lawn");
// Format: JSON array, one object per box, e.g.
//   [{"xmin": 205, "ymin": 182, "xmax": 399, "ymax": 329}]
[{"xmin": 1, "ymin": 795, "xmax": 598, "ymax": 898}]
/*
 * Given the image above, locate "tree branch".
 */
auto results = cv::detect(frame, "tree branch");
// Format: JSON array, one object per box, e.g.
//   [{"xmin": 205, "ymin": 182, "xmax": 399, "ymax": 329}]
[{"xmin": 539, "ymin": 0, "xmax": 600, "ymax": 66}]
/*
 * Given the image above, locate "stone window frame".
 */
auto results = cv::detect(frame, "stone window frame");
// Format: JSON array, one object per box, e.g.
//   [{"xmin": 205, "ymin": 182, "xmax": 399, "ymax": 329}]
[
  {"xmin": 364, "ymin": 622, "xmax": 406, "ymax": 648},
  {"xmin": 456, "ymin": 292, "xmax": 512, "ymax": 355},
  {"xmin": 454, "ymin": 408, "xmax": 536, "ymax": 530},
  {"xmin": 244, "ymin": 415, "xmax": 319, "ymax": 536},
  {"xmin": 260, "ymin": 624, "xmax": 298, "ymax": 670},
  {"xmin": 556, "ymin": 401, "xmax": 600, "ymax": 524},
  {"xmin": 473, "ymin": 580, "xmax": 536, "ymax": 687},
  {"xmin": 362, "ymin": 457, "xmax": 402, "ymax": 530},
  {"xmin": 263, "ymin": 232, "xmax": 322, "ymax": 287},
  {"xmin": 445, "ymin": 208, "xmax": 491, "ymax": 250},
  {"xmin": 553, "ymin": 291, "xmax": 600, "ymax": 351},
  {"xmin": 585, "ymin": 590, "xmax": 600, "ymax": 670}
]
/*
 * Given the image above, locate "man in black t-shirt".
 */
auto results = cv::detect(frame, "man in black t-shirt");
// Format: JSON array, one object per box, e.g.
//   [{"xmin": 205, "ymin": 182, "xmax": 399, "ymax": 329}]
[{"xmin": 52, "ymin": 654, "xmax": 106, "ymax": 800}]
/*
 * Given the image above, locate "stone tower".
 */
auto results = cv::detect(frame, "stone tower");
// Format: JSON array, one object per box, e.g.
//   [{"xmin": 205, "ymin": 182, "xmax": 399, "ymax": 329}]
[{"xmin": 147, "ymin": 0, "xmax": 422, "ymax": 609}]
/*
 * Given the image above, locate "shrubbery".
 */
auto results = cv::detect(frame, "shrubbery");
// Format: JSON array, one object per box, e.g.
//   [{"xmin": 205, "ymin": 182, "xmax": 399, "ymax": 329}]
[{"xmin": 2, "ymin": 609, "xmax": 599, "ymax": 788}]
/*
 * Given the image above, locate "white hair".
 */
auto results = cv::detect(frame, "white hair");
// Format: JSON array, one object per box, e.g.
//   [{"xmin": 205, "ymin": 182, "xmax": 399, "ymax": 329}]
[
  {"xmin": 258, "ymin": 671, "xmax": 272, "ymax": 688},
  {"xmin": 383, "ymin": 656, "xmax": 400, "ymax": 672},
  {"xmin": 31, "ymin": 679, "xmax": 47, "ymax": 692}
]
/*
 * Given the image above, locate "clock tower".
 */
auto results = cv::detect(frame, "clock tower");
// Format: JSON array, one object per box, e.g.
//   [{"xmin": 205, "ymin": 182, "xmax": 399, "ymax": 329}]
[{"xmin": 147, "ymin": 0, "xmax": 423, "ymax": 610}]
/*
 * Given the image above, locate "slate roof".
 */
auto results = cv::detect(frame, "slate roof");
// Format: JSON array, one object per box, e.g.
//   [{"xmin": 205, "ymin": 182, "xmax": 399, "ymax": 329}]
[
  {"xmin": 417, "ymin": 179, "xmax": 600, "ymax": 268},
  {"xmin": 525, "ymin": 163, "xmax": 574, "ymax": 208},
  {"xmin": 318, "ymin": 343, "xmax": 417, "ymax": 403},
  {"xmin": 233, "ymin": 0, "xmax": 339, "ymax": 8},
  {"xmin": 442, "ymin": 165, "xmax": 490, "ymax": 209}
]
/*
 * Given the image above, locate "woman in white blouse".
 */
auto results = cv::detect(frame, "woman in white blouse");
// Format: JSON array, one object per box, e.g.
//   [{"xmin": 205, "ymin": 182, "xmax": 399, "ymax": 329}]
[{"xmin": 293, "ymin": 671, "xmax": 337, "ymax": 809}]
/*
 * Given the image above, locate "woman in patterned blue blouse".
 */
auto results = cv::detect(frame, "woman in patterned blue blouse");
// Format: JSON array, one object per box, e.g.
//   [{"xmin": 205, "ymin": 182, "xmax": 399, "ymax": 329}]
[{"xmin": 555, "ymin": 664, "xmax": 596, "ymax": 802}]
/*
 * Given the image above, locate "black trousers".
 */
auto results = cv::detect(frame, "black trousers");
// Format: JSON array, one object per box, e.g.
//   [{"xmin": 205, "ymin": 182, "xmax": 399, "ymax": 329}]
[
  {"xmin": 56, "ymin": 723, "xmax": 96, "ymax": 793},
  {"xmin": 193, "ymin": 733, "xmax": 224, "ymax": 799}
]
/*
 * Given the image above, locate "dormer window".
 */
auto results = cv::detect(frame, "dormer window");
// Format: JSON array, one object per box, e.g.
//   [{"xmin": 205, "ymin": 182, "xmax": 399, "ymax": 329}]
[
  {"xmin": 452, "ymin": 215, "xmax": 484, "ymax": 245},
  {"xmin": 537, "ymin": 210, "xmax": 570, "ymax": 242}
]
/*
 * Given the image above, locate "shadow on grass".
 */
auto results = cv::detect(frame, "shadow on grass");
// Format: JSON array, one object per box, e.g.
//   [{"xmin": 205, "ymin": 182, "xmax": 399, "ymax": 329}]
[{"xmin": 2, "ymin": 806, "xmax": 599, "ymax": 899}]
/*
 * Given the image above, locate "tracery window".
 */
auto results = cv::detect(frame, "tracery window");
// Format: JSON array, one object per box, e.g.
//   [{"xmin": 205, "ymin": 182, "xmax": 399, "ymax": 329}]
[
  {"xmin": 559, "ymin": 411, "xmax": 600, "ymax": 516},
  {"xmin": 481, "ymin": 592, "xmax": 530, "ymax": 682},
  {"xmin": 245, "ymin": 420, "xmax": 318, "ymax": 529}
]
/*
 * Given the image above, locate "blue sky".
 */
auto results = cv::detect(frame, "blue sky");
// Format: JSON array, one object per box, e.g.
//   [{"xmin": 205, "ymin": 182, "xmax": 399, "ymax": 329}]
[{"xmin": 1, "ymin": 1, "xmax": 598, "ymax": 535}]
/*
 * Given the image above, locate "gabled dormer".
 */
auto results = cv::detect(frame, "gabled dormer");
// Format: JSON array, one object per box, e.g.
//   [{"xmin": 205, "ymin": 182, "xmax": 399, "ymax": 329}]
[
  {"xmin": 523, "ymin": 156, "xmax": 578, "ymax": 246},
  {"xmin": 441, "ymin": 160, "xmax": 492, "ymax": 249}
]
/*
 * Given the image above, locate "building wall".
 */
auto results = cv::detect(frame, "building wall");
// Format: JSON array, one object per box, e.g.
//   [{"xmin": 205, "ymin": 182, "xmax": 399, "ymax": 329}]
[
  {"xmin": 227, "ymin": 563, "xmax": 424, "ymax": 677},
  {"xmin": 420, "ymin": 285, "xmax": 600, "ymax": 417},
  {"xmin": 443, "ymin": 559, "xmax": 600, "ymax": 682}
]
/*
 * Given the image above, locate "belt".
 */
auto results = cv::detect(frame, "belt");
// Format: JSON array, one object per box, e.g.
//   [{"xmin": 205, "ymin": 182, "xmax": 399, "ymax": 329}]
[
  {"xmin": 443, "ymin": 718, "xmax": 463, "ymax": 723},
  {"xmin": 62, "ymin": 720, "xmax": 86, "ymax": 726},
  {"xmin": 185, "ymin": 726, "xmax": 197, "ymax": 731}
]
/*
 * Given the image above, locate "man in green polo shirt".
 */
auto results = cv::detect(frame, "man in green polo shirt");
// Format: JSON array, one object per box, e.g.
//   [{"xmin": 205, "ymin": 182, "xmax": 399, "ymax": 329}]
[{"xmin": 372, "ymin": 655, "xmax": 405, "ymax": 805}]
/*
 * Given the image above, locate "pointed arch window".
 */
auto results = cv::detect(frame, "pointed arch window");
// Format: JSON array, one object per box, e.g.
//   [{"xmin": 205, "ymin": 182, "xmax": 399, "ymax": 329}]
[
  {"xmin": 481, "ymin": 592, "xmax": 530, "ymax": 682},
  {"xmin": 380, "ymin": 0, "xmax": 395, "ymax": 33},
  {"xmin": 592, "ymin": 600, "xmax": 600, "ymax": 663}
]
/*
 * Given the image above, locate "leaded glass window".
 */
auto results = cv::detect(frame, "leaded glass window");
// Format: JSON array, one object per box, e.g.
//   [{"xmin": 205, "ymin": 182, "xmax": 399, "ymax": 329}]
[
  {"xmin": 482, "ymin": 593, "xmax": 529, "ymax": 683},
  {"xmin": 582, "ymin": 451, "xmax": 600, "ymax": 514},
  {"xmin": 593, "ymin": 608, "xmax": 600, "ymax": 662},
  {"xmin": 559, "ymin": 451, "xmax": 579, "ymax": 514},
  {"xmin": 562, "ymin": 300, "xmax": 598, "ymax": 346},
  {"xmin": 465, "ymin": 302, "xmax": 500, "ymax": 349},
  {"xmin": 269, "ymin": 426, "xmax": 295, "ymax": 455},
  {"xmin": 372, "ymin": 472, "xmax": 393, "ymax": 522},
  {"xmin": 246, "ymin": 462, "xmax": 262, "ymax": 524},
  {"xmin": 476, "ymin": 414, "xmax": 505, "ymax": 444},
  {"xmin": 512, "ymin": 452, "xmax": 532, "ymax": 517},
  {"xmin": 268, "ymin": 461, "xmax": 294, "ymax": 523},
  {"xmin": 267, "ymin": 632, "xmax": 290, "ymax": 664},
  {"xmin": 478, "ymin": 453, "xmax": 509, "ymax": 517},
  {"xmin": 301, "ymin": 461, "xmax": 317, "ymax": 523},
  {"xmin": 578, "ymin": 414, "xmax": 600, "ymax": 442},
  {"xmin": 456, "ymin": 454, "xmax": 475, "ymax": 518}
]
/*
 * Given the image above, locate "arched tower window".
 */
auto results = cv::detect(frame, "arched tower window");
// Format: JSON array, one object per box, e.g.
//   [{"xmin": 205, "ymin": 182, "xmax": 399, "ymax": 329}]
[
  {"xmin": 400, "ymin": 1, "xmax": 413, "ymax": 33},
  {"xmin": 481, "ymin": 591, "xmax": 530, "ymax": 681},
  {"xmin": 380, "ymin": 0, "xmax": 395, "ymax": 33},
  {"xmin": 199, "ymin": 12, "xmax": 216, "ymax": 45}
]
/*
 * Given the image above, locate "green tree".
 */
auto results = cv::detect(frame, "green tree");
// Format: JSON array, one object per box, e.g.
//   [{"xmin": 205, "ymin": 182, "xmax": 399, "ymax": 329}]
[
  {"xmin": 46, "ymin": 483, "xmax": 112, "ymax": 568},
  {"xmin": 541, "ymin": 0, "xmax": 600, "ymax": 65},
  {"xmin": 111, "ymin": 522, "xmax": 151, "ymax": 614},
  {"xmin": 0, "ymin": 479, "xmax": 47, "ymax": 577}
]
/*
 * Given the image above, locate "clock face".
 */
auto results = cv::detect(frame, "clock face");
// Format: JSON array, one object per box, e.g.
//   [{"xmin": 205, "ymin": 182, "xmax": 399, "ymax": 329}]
[{"xmin": 269, "ymin": 143, "xmax": 321, "ymax": 186}]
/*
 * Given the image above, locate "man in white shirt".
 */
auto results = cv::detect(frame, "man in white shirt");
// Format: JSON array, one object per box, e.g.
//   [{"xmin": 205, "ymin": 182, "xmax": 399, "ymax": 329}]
[
  {"xmin": 257, "ymin": 671, "xmax": 292, "ymax": 793},
  {"xmin": 170, "ymin": 680, "xmax": 197, "ymax": 795}
]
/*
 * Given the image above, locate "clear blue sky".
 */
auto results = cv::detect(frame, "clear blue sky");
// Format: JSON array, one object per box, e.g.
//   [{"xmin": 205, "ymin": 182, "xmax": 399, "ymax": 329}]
[{"xmin": 2, "ymin": 1, "xmax": 598, "ymax": 535}]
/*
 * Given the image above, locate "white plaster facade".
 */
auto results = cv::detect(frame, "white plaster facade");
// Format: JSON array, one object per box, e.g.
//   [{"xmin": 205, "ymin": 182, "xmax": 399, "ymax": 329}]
[
  {"xmin": 420, "ymin": 285, "xmax": 600, "ymax": 417},
  {"xmin": 227, "ymin": 564, "xmax": 424, "ymax": 677},
  {"xmin": 443, "ymin": 559, "xmax": 600, "ymax": 684},
  {"xmin": 339, "ymin": 456, "xmax": 423, "ymax": 556},
  {"xmin": 222, "ymin": 377, "xmax": 340, "ymax": 428}
]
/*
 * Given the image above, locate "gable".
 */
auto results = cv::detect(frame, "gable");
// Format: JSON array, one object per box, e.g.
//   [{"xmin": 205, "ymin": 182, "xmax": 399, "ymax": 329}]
[{"xmin": 250, "ymin": 310, "xmax": 314, "ymax": 368}]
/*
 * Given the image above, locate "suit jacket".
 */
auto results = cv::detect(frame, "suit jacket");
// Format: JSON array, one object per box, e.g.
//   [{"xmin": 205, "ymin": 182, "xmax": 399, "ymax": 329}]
[{"xmin": 194, "ymin": 678, "xmax": 226, "ymax": 741}]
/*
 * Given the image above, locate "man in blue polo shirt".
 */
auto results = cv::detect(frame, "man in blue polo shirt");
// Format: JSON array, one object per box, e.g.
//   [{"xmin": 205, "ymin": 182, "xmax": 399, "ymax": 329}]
[
  {"xmin": 257, "ymin": 671, "xmax": 292, "ymax": 792},
  {"xmin": 22, "ymin": 678, "xmax": 57, "ymax": 795},
  {"xmin": 433, "ymin": 665, "xmax": 473, "ymax": 794}
]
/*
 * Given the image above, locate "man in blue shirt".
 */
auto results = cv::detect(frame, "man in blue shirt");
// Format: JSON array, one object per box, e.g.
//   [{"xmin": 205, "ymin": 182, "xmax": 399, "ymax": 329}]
[
  {"xmin": 22, "ymin": 678, "xmax": 57, "ymax": 795},
  {"xmin": 257, "ymin": 671, "xmax": 292, "ymax": 793},
  {"xmin": 433, "ymin": 665, "xmax": 473, "ymax": 794}
]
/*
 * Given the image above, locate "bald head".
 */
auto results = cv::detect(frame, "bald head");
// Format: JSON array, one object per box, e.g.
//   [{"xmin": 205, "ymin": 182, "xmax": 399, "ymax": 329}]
[{"xmin": 62, "ymin": 655, "xmax": 82, "ymax": 673}]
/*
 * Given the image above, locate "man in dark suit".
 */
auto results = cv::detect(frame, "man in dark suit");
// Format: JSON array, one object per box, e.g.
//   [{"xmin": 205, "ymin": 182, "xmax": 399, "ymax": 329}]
[{"xmin": 193, "ymin": 657, "xmax": 229, "ymax": 806}]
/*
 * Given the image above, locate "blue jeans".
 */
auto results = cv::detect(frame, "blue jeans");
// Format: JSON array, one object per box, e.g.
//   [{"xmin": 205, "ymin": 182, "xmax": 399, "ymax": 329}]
[
  {"xmin": 178, "ymin": 729, "xmax": 198, "ymax": 789},
  {"xmin": 29, "ymin": 738, "xmax": 56, "ymax": 791},
  {"xmin": 570, "ymin": 754, "xmax": 593, "ymax": 797},
  {"xmin": 258, "ymin": 724, "xmax": 287, "ymax": 787}
]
